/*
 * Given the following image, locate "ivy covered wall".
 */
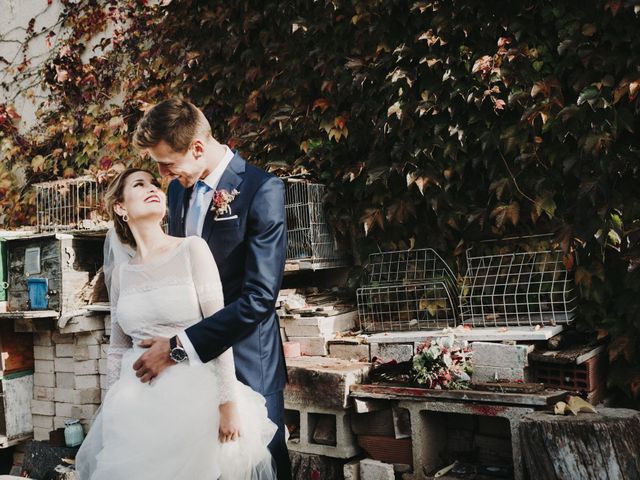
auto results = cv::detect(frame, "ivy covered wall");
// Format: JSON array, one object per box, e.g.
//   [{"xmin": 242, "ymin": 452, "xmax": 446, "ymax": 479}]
[{"xmin": 1, "ymin": 0, "xmax": 639, "ymax": 403}]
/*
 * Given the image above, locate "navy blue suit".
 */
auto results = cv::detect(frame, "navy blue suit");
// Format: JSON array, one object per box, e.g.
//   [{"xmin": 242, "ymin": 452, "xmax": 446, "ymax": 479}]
[{"xmin": 167, "ymin": 152, "xmax": 290, "ymax": 479}]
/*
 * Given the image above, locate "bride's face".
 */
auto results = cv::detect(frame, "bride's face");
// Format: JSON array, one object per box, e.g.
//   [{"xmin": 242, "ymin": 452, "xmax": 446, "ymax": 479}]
[{"xmin": 118, "ymin": 171, "xmax": 166, "ymax": 224}]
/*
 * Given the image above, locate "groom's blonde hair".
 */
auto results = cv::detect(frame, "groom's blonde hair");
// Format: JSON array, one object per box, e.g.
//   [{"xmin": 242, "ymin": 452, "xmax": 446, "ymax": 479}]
[{"xmin": 133, "ymin": 98, "xmax": 212, "ymax": 153}]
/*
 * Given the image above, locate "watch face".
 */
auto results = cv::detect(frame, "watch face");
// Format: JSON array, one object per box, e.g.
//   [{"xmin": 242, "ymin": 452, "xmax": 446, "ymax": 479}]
[{"xmin": 170, "ymin": 348, "xmax": 188, "ymax": 363}]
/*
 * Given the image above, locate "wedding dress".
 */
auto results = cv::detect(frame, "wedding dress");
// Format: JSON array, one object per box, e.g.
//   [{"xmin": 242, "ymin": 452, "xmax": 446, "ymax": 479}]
[{"xmin": 76, "ymin": 236, "xmax": 277, "ymax": 480}]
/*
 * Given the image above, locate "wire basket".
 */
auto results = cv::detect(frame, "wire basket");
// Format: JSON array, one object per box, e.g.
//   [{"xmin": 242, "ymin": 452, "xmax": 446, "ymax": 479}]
[
  {"xmin": 285, "ymin": 180, "xmax": 348, "ymax": 270},
  {"xmin": 357, "ymin": 249, "xmax": 459, "ymax": 332},
  {"xmin": 459, "ymin": 248, "xmax": 577, "ymax": 327},
  {"xmin": 35, "ymin": 176, "xmax": 107, "ymax": 232}
]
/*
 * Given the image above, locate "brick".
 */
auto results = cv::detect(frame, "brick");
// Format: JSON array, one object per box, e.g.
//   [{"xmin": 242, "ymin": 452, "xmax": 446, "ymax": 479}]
[
  {"xmin": 52, "ymin": 332, "xmax": 74, "ymax": 344},
  {"xmin": 33, "ymin": 331, "xmax": 53, "ymax": 346},
  {"xmin": 283, "ymin": 311, "xmax": 357, "ymax": 337},
  {"xmin": 75, "ymin": 331, "xmax": 105, "ymax": 346},
  {"xmin": 54, "ymin": 357, "xmax": 75, "ymax": 372},
  {"xmin": 34, "ymin": 373, "xmax": 56, "ymax": 388},
  {"xmin": 55, "ymin": 343, "xmax": 75, "ymax": 358},
  {"xmin": 76, "ymin": 375, "xmax": 100, "ymax": 389},
  {"xmin": 72, "ymin": 404, "xmax": 99, "ymax": 420},
  {"xmin": 54, "ymin": 388, "xmax": 76, "ymax": 404},
  {"xmin": 352, "ymin": 409, "xmax": 395, "ymax": 437},
  {"xmin": 287, "ymin": 336, "xmax": 330, "ymax": 356},
  {"xmin": 34, "ymin": 386, "xmax": 54, "ymax": 401},
  {"xmin": 31, "ymin": 399, "xmax": 55, "ymax": 416},
  {"xmin": 359, "ymin": 459, "xmax": 394, "ymax": 480},
  {"xmin": 74, "ymin": 345, "xmax": 101, "ymax": 361},
  {"xmin": 60, "ymin": 315, "xmax": 105, "ymax": 334},
  {"xmin": 33, "ymin": 346, "xmax": 55, "ymax": 360},
  {"xmin": 55, "ymin": 402, "xmax": 75, "ymax": 418},
  {"xmin": 98, "ymin": 358, "xmax": 107, "ymax": 375},
  {"xmin": 100, "ymin": 343, "xmax": 109, "ymax": 358},
  {"xmin": 369, "ymin": 343, "xmax": 414, "ymax": 362},
  {"xmin": 32, "ymin": 414, "xmax": 54, "ymax": 430},
  {"xmin": 76, "ymin": 388, "xmax": 102, "ymax": 404},
  {"xmin": 328, "ymin": 342, "xmax": 370, "ymax": 362},
  {"xmin": 100, "ymin": 375, "xmax": 108, "ymax": 389},
  {"xmin": 471, "ymin": 342, "xmax": 532, "ymax": 369},
  {"xmin": 34, "ymin": 360, "xmax": 55, "ymax": 374},
  {"xmin": 56, "ymin": 372, "xmax": 76, "ymax": 389},
  {"xmin": 33, "ymin": 427, "xmax": 51, "ymax": 442},
  {"xmin": 54, "ymin": 416, "xmax": 72, "ymax": 430},
  {"xmin": 75, "ymin": 360, "xmax": 99, "ymax": 375}
]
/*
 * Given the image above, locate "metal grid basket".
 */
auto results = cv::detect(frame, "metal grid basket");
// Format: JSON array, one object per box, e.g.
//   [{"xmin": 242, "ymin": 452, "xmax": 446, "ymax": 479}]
[
  {"xmin": 459, "ymin": 248, "xmax": 577, "ymax": 327},
  {"xmin": 35, "ymin": 176, "xmax": 107, "ymax": 232},
  {"xmin": 357, "ymin": 249, "xmax": 459, "ymax": 332},
  {"xmin": 285, "ymin": 180, "xmax": 348, "ymax": 270}
]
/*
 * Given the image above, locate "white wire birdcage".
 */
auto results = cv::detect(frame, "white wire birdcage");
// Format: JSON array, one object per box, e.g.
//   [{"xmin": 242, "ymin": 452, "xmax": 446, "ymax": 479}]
[
  {"xmin": 356, "ymin": 249, "xmax": 459, "ymax": 332},
  {"xmin": 35, "ymin": 176, "xmax": 107, "ymax": 232},
  {"xmin": 285, "ymin": 180, "xmax": 348, "ymax": 270},
  {"xmin": 459, "ymin": 247, "xmax": 577, "ymax": 327}
]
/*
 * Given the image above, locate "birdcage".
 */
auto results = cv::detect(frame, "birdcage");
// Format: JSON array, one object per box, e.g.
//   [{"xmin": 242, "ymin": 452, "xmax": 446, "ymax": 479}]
[
  {"xmin": 285, "ymin": 180, "xmax": 348, "ymax": 270},
  {"xmin": 356, "ymin": 249, "xmax": 459, "ymax": 333},
  {"xmin": 459, "ymin": 247, "xmax": 577, "ymax": 327},
  {"xmin": 35, "ymin": 176, "xmax": 107, "ymax": 232}
]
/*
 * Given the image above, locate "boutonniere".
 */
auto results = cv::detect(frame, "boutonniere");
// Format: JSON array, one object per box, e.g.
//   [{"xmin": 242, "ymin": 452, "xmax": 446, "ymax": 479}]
[{"xmin": 211, "ymin": 188, "xmax": 240, "ymax": 217}]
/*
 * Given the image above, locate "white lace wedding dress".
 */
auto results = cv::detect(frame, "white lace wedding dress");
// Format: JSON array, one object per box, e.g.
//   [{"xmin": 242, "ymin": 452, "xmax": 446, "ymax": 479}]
[{"xmin": 76, "ymin": 236, "xmax": 277, "ymax": 480}]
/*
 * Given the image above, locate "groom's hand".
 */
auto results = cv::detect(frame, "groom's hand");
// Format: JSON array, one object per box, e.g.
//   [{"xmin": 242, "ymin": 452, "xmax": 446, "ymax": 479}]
[{"xmin": 133, "ymin": 337, "xmax": 173, "ymax": 383}]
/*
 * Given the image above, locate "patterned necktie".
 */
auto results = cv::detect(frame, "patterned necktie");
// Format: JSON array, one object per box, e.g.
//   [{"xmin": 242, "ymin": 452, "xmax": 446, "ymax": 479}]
[{"xmin": 185, "ymin": 180, "xmax": 210, "ymax": 236}]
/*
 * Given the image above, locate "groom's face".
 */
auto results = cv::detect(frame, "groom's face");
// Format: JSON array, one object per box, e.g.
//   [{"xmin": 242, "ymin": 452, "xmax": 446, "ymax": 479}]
[{"xmin": 147, "ymin": 140, "xmax": 205, "ymax": 188}]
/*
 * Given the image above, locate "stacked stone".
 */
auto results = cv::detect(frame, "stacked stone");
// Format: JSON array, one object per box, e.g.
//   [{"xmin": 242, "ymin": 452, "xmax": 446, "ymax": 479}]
[{"xmin": 31, "ymin": 315, "xmax": 108, "ymax": 441}]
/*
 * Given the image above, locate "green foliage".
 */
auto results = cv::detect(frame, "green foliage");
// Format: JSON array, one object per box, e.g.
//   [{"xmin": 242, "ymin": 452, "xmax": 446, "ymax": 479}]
[{"xmin": 1, "ymin": 0, "xmax": 640, "ymax": 403}]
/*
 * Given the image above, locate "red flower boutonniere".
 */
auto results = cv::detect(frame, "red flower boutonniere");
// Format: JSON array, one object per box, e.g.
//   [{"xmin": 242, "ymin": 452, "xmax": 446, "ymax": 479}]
[{"xmin": 211, "ymin": 188, "xmax": 240, "ymax": 217}]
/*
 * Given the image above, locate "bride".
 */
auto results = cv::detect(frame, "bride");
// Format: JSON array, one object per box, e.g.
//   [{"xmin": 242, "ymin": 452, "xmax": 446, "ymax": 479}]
[{"xmin": 76, "ymin": 168, "xmax": 276, "ymax": 480}]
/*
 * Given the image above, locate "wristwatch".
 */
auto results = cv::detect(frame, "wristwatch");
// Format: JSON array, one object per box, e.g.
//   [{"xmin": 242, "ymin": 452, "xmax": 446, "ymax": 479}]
[{"xmin": 169, "ymin": 336, "xmax": 188, "ymax": 363}]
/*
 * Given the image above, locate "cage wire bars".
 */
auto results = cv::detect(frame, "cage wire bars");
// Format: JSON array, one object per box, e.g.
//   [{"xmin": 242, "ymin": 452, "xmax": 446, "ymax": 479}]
[{"xmin": 356, "ymin": 249, "xmax": 459, "ymax": 333}]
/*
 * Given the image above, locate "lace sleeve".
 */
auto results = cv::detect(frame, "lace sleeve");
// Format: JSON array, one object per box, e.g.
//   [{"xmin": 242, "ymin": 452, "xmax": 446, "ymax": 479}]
[
  {"xmin": 106, "ymin": 263, "xmax": 133, "ymax": 389},
  {"xmin": 188, "ymin": 237, "xmax": 237, "ymax": 404}
]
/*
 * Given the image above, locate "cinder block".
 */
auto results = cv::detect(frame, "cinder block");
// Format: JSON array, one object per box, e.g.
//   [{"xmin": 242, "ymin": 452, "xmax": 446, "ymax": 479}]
[
  {"xmin": 54, "ymin": 357, "xmax": 75, "ymax": 373},
  {"xmin": 34, "ymin": 360, "xmax": 55, "ymax": 374},
  {"xmin": 328, "ymin": 342, "xmax": 370, "ymax": 362},
  {"xmin": 31, "ymin": 399, "xmax": 55, "ymax": 416},
  {"xmin": 33, "ymin": 386, "xmax": 54, "ymax": 401},
  {"xmin": 369, "ymin": 343, "xmax": 414, "ymax": 362},
  {"xmin": 471, "ymin": 342, "xmax": 532, "ymax": 369},
  {"xmin": 34, "ymin": 373, "xmax": 56, "ymax": 388},
  {"xmin": 56, "ymin": 372, "xmax": 76, "ymax": 389},
  {"xmin": 75, "ymin": 360, "xmax": 99, "ymax": 375},
  {"xmin": 55, "ymin": 343, "xmax": 75, "ymax": 358},
  {"xmin": 32, "ymin": 414, "xmax": 54, "ymax": 430},
  {"xmin": 472, "ymin": 365, "xmax": 525, "ymax": 383},
  {"xmin": 359, "ymin": 458, "xmax": 394, "ymax": 480},
  {"xmin": 74, "ymin": 345, "xmax": 101, "ymax": 361},
  {"xmin": 33, "ymin": 331, "xmax": 53, "ymax": 346},
  {"xmin": 75, "ymin": 331, "xmax": 105, "ymax": 346},
  {"xmin": 55, "ymin": 402, "xmax": 74, "ymax": 418},
  {"xmin": 344, "ymin": 458, "xmax": 361, "ymax": 480},
  {"xmin": 76, "ymin": 374, "xmax": 100, "ymax": 389},
  {"xmin": 60, "ymin": 315, "xmax": 105, "ymax": 334},
  {"xmin": 283, "ymin": 311, "xmax": 357, "ymax": 337},
  {"xmin": 54, "ymin": 388, "xmax": 76, "ymax": 404},
  {"xmin": 287, "ymin": 336, "xmax": 330, "ymax": 356},
  {"xmin": 52, "ymin": 332, "xmax": 74, "ymax": 344},
  {"xmin": 33, "ymin": 346, "xmax": 55, "ymax": 360},
  {"xmin": 33, "ymin": 427, "xmax": 50, "ymax": 441},
  {"xmin": 72, "ymin": 404, "xmax": 99, "ymax": 420}
]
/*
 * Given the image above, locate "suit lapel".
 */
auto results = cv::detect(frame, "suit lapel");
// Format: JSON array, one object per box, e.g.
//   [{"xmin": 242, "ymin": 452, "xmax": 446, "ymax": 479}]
[{"xmin": 201, "ymin": 152, "xmax": 246, "ymax": 243}]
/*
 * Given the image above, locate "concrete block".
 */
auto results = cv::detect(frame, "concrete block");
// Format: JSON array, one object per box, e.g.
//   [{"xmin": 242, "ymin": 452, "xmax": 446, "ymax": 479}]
[
  {"xmin": 33, "ymin": 427, "xmax": 50, "ymax": 442},
  {"xmin": 56, "ymin": 372, "xmax": 76, "ymax": 389},
  {"xmin": 72, "ymin": 404, "xmax": 99, "ymax": 420},
  {"xmin": 54, "ymin": 388, "xmax": 76, "ymax": 404},
  {"xmin": 328, "ymin": 342, "xmax": 370, "ymax": 362},
  {"xmin": 55, "ymin": 343, "xmax": 75, "ymax": 358},
  {"xmin": 472, "ymin": 365, "xmax": 525, "ymax": 383},
  {"xmin": 55, "ymin": 402, "xmax": 74, "ymax": 418},
  {"xmin": 285, "ymin": 356, "xmax": 370, "ymax": 410},
  {"xmin": 75, "ymin": 331, "xmax": 105, "ymax": 346},
  {"xmin": 344, "ymin": 458, "xmax": 361, "ymax": 480},
  {"xmin": 360, "ymin": 458, "xmax": 394, "ymax": 480},
  {"xmin": 370, "ymin": 343, "xmax": 414, "ymax": 362},
  {"xmin": 33, "ymin": 346, "xmax": 55, "ymax": 360},
  {"xmin": 74, "ymin": 345, "xmax": 101, "ymax": 361},
  {"xmin": 34, "ymin": 360, "xmax": 54, "ymax": 374},
  {"xmin": 60, "ymin": 315, "xmax": 105, "ymax": 334},
  {"xmin": 287, "ymin": 336, "xmax": 330, "ymax": 356},
  {"xmin": 52, "ymin": 332, "xmax": 74, "ymax": 344},
  {"xmin": 283, "ymin": 311, "xmax": 357, "ymax": 337},
  {"xmin": 31, "ymin": 399, "xmax": 55, "ymax": 416},
  {"xmin": 76, "ymin": 374, "xmax": 100, "ymax": 389},
  {"xmin": 74, "ymin": 360, "xmax": 99, "ymax": 375},
  {"xmin": 33, "ymin": 386, "xmax": 54, "ymax": 401},
  {"xmin": 32, "ymin": 414, "xmax": 54, "ymax": 430},
  {"xmin": 33, "ymin": 331, "xmax": 53, "ymax": 346},
  {"xmin": 54, "ymin": 357, "xmax": 75, "ymax": 373},
  {"xmin": 34, "ymin": 373, "xmax": 56, "ymax": 388},
  {"xmin": 471, "ymin": 342, "xmax": 533, "ymax": 368}
]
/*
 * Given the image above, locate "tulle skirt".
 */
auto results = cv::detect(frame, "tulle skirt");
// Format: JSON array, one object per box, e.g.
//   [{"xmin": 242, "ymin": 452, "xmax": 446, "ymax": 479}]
[{"xmin": 76, "ymin": 348, "xmax": 277, "ymax": 480}]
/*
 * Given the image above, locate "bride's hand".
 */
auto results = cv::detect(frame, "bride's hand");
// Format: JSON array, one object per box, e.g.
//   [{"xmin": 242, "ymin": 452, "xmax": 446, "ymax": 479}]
[{"xmin": 218, "ymin": 402, "xmax": 241, "ymax": 442}]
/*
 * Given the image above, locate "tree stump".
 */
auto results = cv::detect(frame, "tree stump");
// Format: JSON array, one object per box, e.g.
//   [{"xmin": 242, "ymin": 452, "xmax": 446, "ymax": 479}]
[{"xmin": 519, "ymin": 408, "xmax": 640, "ymax": 480}]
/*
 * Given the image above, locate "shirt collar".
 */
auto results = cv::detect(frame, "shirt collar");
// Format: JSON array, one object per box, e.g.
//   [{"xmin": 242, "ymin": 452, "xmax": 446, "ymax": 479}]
[{"xmin": 200, "ymin": 146, "xmax": 234, "ymax": 190}]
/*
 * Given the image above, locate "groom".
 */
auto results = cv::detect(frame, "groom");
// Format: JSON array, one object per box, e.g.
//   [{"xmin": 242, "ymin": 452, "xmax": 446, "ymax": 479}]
[{"xmin": 130, "ymin": 98, "xmax": 291, "ymax": 480}]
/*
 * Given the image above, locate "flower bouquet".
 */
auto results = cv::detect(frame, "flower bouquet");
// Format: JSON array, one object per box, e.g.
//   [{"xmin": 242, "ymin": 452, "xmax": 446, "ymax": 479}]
[{"xmin": 412, "ymin": 336, "xmax": 472, "ymax": 389}]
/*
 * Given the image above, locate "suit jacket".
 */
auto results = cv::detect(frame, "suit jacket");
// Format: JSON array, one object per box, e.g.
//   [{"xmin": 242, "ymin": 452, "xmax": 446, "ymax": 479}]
[{"xmin": 167, "ymin": 152, "xmax": 287, "ymax": 396}]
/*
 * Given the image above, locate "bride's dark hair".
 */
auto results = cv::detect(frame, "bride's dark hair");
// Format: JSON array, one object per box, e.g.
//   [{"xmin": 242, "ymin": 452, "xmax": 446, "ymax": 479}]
[{"xmin": 105, "ymin": 168, "xmax": 154, "ymax": 248}]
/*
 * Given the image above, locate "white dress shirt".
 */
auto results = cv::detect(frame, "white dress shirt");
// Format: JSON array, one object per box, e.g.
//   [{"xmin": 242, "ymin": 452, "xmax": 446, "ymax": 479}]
[{"xmin": 178, "ymin": 146, "xmax": 234, "ymax": 365}]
